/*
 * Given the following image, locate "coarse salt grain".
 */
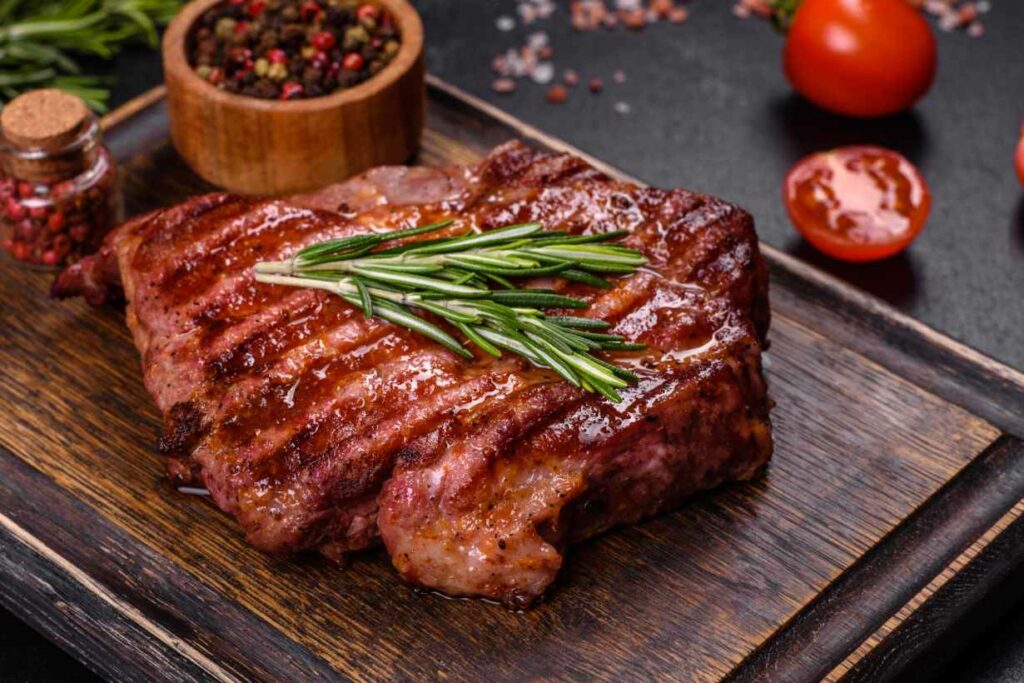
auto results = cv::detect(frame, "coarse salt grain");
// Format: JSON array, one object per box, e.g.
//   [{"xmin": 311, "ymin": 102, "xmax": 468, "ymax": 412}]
[
  {"xmin": 531, "ymin": 62, "xmax": 556, "ymax": 84},
  {"xmin": 614, "ymin": 101, "xmax": 631, "ymax": 114},
  {"xmin": 527, "ymin": 31, "xmax": 550, "ymax": 47},
  {"xmin": 492, "ymin": 77, "xmax": 517, "ymax": 94},
  {"xmin": 496, "ymin": 15, "xmax": 516, "ymax": 31}
]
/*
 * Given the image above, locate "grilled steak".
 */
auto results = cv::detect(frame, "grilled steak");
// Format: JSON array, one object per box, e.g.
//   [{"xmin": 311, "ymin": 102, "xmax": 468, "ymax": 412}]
[{"xmin": 54, "ymin": 142, "xmax": 773, "ymax": 606}]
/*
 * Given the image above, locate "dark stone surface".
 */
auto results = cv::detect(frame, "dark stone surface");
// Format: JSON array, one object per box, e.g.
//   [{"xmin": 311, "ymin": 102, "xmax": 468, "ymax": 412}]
[{"xmin": 3, "ymin": 2, "xmax": 1024, "ymax": 680}]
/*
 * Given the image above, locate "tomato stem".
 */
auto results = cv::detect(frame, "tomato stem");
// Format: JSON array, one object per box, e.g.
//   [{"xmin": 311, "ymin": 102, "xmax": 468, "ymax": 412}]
[{"xmin": 770, "ymin": 0, "xmax": 803, "ymax": 31}]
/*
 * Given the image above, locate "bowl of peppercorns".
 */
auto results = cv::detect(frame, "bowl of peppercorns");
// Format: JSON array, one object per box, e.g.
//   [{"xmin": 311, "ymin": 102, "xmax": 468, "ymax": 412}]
[{"xmin": 163, "ymin": 0, "xmax": 423, "ymax": 195}]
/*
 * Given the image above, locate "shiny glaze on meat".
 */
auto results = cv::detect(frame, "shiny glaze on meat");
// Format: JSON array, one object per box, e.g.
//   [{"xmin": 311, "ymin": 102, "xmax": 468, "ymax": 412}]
[{"xmin": 54, "ymin": 142, "xmax": 772, "ymax": 606}]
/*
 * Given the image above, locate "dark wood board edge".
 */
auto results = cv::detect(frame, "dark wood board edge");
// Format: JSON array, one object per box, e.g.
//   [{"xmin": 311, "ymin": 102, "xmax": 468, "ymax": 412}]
[
  {"xmin": 0, "ymin": 447, "xmax": 342, "ymax": 683},
  {"xmin": 842, "ymin": 502, "xmax": 1024, "ymax": 682},
  {"xmin": 768, "ymin": 266, "xmax": 1024, "ymax": 439},
  {"xmin": 0, "ymin": 519, "xmax": 214, "ymax": 683},
  {"xmin": 725, "ymin": 436, "xmax": 1024, "ymax": 682}
]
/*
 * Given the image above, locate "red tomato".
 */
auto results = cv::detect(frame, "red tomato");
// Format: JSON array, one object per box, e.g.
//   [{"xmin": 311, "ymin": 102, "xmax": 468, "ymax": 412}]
[
  {"xmin": 784, "ymin": 145, "xmax": 931, "ymax": 262},
  {"xmin": 1016, "ymin": 123, "xmax": 1024, "ymax": 188},
  {"xmin": 784, "ymin": 0, "xmax": 937, "ymax": 118}
]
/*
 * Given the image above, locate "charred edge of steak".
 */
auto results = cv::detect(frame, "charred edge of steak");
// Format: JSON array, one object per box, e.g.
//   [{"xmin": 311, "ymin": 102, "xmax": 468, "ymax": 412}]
[
  {"xmin": 157, "ymin": 401, "xmax": 210, "ymax": 456},
  {"xmin": 50, "ymin": 243, "xmax": 124, "ymax": 306},
  {"xmin": 167, "ymin": 456, "xmax": 204, "ymax": 486}
]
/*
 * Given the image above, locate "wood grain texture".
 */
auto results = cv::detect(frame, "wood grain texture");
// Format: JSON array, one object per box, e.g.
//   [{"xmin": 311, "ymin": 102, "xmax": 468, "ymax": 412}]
[
  {"xmin": 728, "ymin": 436, "xmax": 1024, "ymax": 682},
  {"xmin": 0, "ymin": 82, "xmax": 1019, "ymax": 682},
  {"xmin": 844, "ymin": 507, "xmax": 1024, "ymax": 682},
  {"xmin": 829, "ymin": 497, "xmax": 1024, "ymax": 681},
  {"xmin": 163, "ymin": 0, "xmax": 424, "ymax": 195},
  {"xmin": 0, "ymin": 451, "xmax": 339, "ymax": 683}
]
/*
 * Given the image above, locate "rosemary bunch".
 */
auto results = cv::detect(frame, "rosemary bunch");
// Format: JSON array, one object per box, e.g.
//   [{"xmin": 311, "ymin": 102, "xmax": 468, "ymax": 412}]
[
  {"xmin": 254, "ymin": 221, "xmax": 649, "ymax": 402},
  {"xmin": 0, "ymin": 0, "xmax": 184, "ymax": 111}
]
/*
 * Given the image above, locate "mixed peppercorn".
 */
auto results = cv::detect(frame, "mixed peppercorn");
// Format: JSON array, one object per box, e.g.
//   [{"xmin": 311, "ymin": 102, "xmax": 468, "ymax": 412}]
[
  {"xmin": 189, "ymin": 0, "xmax": 402, "ymax": 101},
  {"xmin": 0, "ymin": 89, "xmax": 120, "ymax": 269},
  {"xmin": 0, "ymin": 151, "xmax": 119, "ymax": 267}
]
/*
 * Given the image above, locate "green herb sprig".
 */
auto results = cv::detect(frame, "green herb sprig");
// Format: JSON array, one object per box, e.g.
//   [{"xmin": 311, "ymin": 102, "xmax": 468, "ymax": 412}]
[
  {"xmin": 0, "ymin": 0, "xmax": 185, "ymax": 112},
  {"xmin": 253, "ymin": 221, "xmax": 649, "ymax": 402}
]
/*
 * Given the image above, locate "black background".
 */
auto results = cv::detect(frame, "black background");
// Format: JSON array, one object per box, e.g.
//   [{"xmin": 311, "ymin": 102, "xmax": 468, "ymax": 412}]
[{"xmin": 2, "ymin": 0, "xmax": 1023, "ymax": 680}]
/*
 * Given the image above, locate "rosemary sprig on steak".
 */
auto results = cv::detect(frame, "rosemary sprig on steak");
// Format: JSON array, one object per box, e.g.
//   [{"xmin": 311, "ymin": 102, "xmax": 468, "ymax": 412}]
[{"xmin": 253, "ymin": 220, "xmax": 648, "ymax": 401}]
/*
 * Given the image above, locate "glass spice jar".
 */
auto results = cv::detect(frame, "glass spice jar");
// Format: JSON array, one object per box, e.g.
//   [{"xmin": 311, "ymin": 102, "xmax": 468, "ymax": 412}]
[{"xmin": 0, "ymin": 89, "xmax": 121, "ymax": 268}]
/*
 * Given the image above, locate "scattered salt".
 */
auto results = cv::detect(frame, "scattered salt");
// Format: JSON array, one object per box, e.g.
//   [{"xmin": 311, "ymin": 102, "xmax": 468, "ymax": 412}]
[{"xmin": 531, "ymin": 62, "xmax": 556, "ymax": 84}]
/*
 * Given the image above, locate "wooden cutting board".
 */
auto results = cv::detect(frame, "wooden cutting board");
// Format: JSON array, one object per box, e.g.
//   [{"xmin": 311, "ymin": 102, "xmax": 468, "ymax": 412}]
[{"xmin": 2, "ymin": 79, "xmax": 1023, "ymax": 683}]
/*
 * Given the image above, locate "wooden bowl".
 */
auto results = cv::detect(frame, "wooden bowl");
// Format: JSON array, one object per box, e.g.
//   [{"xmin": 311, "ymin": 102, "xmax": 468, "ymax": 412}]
[{"xmin": 162, "ymin": 0, "xmax": 424, "ymax": 196}]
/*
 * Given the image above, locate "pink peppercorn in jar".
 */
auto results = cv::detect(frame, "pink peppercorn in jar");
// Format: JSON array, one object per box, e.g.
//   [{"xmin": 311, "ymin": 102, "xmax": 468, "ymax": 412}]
[{"xmin": 0, "ymin": 89, "xmax": 121, "ymax": 268}]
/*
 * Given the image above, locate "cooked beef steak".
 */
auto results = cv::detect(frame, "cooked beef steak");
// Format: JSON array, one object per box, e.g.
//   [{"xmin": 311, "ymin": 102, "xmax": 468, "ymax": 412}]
[{"xmin": 54, "ymin": 142, "xmax": 773, "ymax": 606}]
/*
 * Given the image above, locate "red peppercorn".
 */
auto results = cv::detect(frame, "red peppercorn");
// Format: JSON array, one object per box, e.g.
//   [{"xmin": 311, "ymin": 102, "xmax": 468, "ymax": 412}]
[
  {"xmin": 17, "ymin": 182, "xmax": 33, "ymax": 199},
  {"xmin": 28, "ymin": 206, "xmax": 47, "ymax": 220},
  {"xmin": 5, "ymin": 199, "xmax": 25, "ymax": 221},
  {"xmin": 310, "ymin": 50, "xmax": 329, "ymax": 69},
  {"xmin": 280, "ymin": 82, "xmax": 304, "ymax": 100},
  {"xmin": 47, "ymin": 211, "xmax": 66, "ymax": 232},
  {"xmin": 356, "ymin": 4, "xmax": 379, "ymax": 21},
  {"xmin": 52, "ymin": 180, "xmax": 74, "ymax": 200},
  {"xmin": 16, "ymin": 219, "xmax": 33, "ymax": 240},
  {"xmin": 11, "ymin": 241, "xmax": 29, "ymax": 261},
  {"xmin": 246, "ymin": 0, "xmax": 266, "ymax": 17},
  {"xmin": 342, "ymin": 52, "xmax": 365, "ymax": 71},
  {"xmin": 208, "ymin": 67, "xmax": 225, "ymax": 85},
  {"xmin": 228, "ymin": 0, "xmax": 245, "ymax": 4},
  {"xmin": 311, "ymin": 30, "xmax": 336, "ymax": 52},
  {"xmin": 547, "ymin": 84, "xmax": 568, "ymax": 104},
  {"xmin": 300, "ymin": 0, "xmax": 322, "ymax": 21},
  {"xmin": 234, "ymin": 21, "xmax": 250, "ymax": 36},
  {"xmin": 266, "ymin": 48, "xmax": 288, "ymax": 64},
  {"xmin": 42, "ymin": 250, "xmax": 60, "ymax": 266},
  {"xmin": 53, "ymin": 234, "xmax": 71, "ymax": 255},
  {"xmin": 228, "ymin": 47, "xmax": 251, "ymax": 63},
  {"xmin": 69, "ymin": 224, "xmax": 89, "ymax": 243}
]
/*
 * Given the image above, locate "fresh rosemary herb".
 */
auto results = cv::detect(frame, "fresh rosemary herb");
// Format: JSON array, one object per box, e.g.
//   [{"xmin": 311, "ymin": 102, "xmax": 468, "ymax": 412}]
[
  {"xmin": 253, "ymin": 220, "xmax": 649, "ymax": 402},
  {"xmin": 0, "ymin": 0, "xmax": 184, "ymax": 112}
]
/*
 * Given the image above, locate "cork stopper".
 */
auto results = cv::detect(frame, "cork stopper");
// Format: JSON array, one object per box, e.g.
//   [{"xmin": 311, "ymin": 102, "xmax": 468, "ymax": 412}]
[
  {"xmin": 1, "ymin": 89, "xmax": 90, "ymax": 152},
  {"xmin": 0, "ymin": 89, "xmax": 101, "ymax": 182}
]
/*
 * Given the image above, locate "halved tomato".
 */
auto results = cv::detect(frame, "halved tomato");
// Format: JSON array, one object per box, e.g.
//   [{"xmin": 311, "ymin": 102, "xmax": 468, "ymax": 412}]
[
  {"xmin": 784, "ymin": 145, "xmax": 931, "ymax": 262},
  {"xmin": 1016, "ymin": 123, "xmax": 1024, "ymax": 188}
]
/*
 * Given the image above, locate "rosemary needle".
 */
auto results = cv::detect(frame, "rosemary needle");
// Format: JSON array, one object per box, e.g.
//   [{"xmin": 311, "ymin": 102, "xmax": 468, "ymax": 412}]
[{"xmin": 254, "ymin": 220, "xmax": 648, "ymax": 402}]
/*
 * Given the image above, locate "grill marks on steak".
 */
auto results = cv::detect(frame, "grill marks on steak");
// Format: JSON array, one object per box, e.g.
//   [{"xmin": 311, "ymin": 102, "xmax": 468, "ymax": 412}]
[{"xmin": 54, "ymin": 141, "xmax": 772, "ymax": 606}]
